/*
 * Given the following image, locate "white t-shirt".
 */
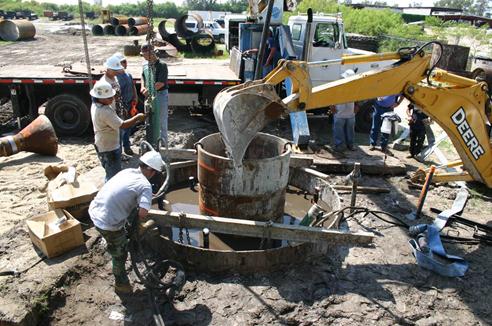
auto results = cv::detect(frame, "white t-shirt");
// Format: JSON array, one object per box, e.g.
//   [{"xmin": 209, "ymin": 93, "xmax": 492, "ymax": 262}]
[
  {"xmin": 89, "ymin": 168, "xmax": 153, "ymax": 231},
  {"xmin": 91, "ymin": 102, "xmax": 123, "ymax": 152},
  {"xmin": 334, "ymin": 102, "xmax": 355, "ymax": 119}
]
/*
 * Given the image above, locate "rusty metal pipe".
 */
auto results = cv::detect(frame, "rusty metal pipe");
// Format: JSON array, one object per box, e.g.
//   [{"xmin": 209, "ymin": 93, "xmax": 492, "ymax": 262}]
[
  {"xmin": 128, "ymin": 16, "xmax": 148, "ymax": 27},
  {"xmin": 158, "ymin": 19, "xmax": 175, "ymax": 39},
  {"xmin": 0, "ymin": 115, "xmax": 58, "ymax": 157},
  {"xmin": 175, "ymin": 14, "xmax": 203, "ymax": 38},
  {"xmin": 91, "ymin": 24, "xmax": 108, "ymax": 36},
  {"xmin": 103, "ymin": 24, "xmax": 115, "ymax": 35},
  {"xmin": 0, "ymin": 19, "xmax": 36, "ymax": 41},
  {"xmin": 129, "ymin": 24, "xmax": 149, "ymax": 36},
  {"xmin": 111, "ymin": 16, "xmax": 128, "ymax": 26},
  {"xmin": 115, "ymin": 24, "xmax": 129, "ymax": 36}
]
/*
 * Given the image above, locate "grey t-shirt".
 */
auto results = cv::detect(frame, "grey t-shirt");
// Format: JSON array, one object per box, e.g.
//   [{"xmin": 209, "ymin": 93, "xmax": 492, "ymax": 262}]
[
  {"xmin": 334, "ymin": 102, "xmax": 355, "ymax": 119},
  {"xmin": 89, "ymin": 168, "xmax": 152, "ymax": 231}
]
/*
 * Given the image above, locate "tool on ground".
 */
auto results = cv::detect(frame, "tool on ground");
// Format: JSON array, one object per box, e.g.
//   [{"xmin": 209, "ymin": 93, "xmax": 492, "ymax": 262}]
[
  {"xmin": 430, "ymin": 207, "xmax": 492, "ymax": 234},
  {"xmin": 0, "ymin": 115, "xmax": 58, "ymax": 157},
  {"xmin": 213, "ymin": 42, "xmax": 492, "ymax": 187}
]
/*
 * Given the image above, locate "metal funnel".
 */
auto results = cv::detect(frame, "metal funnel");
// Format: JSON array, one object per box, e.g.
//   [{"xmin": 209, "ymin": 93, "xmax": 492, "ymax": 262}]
[{"xmin": 213, "ymin": 82, "xmax": 286, "ymax": 166}]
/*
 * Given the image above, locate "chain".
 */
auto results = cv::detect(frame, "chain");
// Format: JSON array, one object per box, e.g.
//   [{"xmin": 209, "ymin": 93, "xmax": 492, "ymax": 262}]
[
  {"xmin": 178, "ymin": 227, "xmax": 184, "ymax": 244},
  {"xmin": 185, "ymin": 227, "xmax": 191, "ymax": 245}
]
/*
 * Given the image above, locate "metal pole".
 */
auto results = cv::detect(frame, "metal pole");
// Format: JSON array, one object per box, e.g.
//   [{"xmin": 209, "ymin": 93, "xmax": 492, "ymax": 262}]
[
  {"xmin": 254, "ymin": 0, "xmax": 275, "ymax": 80},
  {"xmin": 415, "ymin": 165, "xmax": 436, "ymax": 219},
  {"xmin": 350, "ymin": 163, "xmax": 360, "ymax": 213},
  {"xmin": 301, "ymin": 9, "xmax": 313, "ymax": 61},
  {"xmin": 77, "ymin": 0, "xmax": 93, "ymax": 89}
]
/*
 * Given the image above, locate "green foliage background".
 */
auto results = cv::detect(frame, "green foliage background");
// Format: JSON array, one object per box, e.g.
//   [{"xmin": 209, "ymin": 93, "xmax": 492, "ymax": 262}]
[{"xmin": 0, "ymin": 0, "xmax": 490, "ymax": 53}]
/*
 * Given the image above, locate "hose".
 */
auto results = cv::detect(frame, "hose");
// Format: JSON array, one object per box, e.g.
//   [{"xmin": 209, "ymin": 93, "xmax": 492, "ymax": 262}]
[{"xmin": 139, "ymin": 140, "xmax": 171, "ymax": 200}]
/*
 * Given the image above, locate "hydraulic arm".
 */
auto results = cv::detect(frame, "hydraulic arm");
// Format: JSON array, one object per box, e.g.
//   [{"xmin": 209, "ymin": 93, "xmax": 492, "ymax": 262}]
[{"xmin": 214, "ymin": 44, "xmax": 492, "ymax": 187}]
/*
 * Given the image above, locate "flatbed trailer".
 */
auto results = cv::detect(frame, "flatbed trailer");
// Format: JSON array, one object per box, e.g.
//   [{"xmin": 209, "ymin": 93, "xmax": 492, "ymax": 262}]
[{"xmin": 0, "ymin": 61, "xmax": 240, "ymax": 136}]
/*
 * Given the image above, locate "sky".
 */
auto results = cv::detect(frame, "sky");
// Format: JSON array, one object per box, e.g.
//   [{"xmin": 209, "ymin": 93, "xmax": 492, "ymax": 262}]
[{"xmin": 30, "ymin": 0, "xmax": 437, "ymax": 7}]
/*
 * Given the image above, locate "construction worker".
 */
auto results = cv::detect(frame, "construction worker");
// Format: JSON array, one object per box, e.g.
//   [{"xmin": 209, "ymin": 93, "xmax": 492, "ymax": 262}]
[
  {"xmin": 90, "ymin": 80, "xmax": 145, "ymax": 181},
  {"xmin": 369, "ymin": 94, "xmax": 403, "ymax": 156},
  {"xmin": 140, "ymin": 44, "xmax": 169, "ymax": 146},
  {"xmin": 89, "ymin": 150, "xmax": 162, "ymax": 294},
  {"xmin": 101, "ymin": 55, "xmax": 126, "ymax": 120},
  {"xmin": 331, "ymin": 69, "xmax": 357, "ymax": 152},
  {"xmin": 113, "ymin": 52, "xmax": 138, "ymax": 156}
]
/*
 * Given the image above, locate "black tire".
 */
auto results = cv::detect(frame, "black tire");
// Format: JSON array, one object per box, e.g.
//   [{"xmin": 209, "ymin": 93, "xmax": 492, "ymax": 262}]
[
  {"xmin": 45, "ymin": 94, "xmax": 90, "ymax": 136},
  {"xmin": 355, "ymin": 100, "xmax": 374, "ymax": 133},
  {"xmin": 219, "ymin": 34, "xmax": 225, "ymax": 44}
]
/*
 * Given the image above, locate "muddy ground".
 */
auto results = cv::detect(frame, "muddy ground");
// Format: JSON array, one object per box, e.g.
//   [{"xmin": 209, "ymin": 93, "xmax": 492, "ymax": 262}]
[{"xmin": 1, "ymin": 20, "xmax": 492, "ymax": 326}]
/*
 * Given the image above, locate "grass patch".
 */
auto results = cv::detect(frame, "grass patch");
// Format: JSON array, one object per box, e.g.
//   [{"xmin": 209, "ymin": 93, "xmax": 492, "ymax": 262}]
[
  {"xmin": 32, "ymin": 291, "xmax": 51, "ymax": 317},
  {"xmin": 0, "ymin": 40, "xmax": 13, "ymax": 46},
  {"xmin": 182, "ymin": 43, "xmax": 229, "ymax": 60}
]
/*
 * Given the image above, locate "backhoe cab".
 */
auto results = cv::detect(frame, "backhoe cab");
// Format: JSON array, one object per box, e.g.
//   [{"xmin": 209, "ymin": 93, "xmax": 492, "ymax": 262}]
[{"xmin": 214, "ymin": 44, "xmax": 492, "ymax": 188}]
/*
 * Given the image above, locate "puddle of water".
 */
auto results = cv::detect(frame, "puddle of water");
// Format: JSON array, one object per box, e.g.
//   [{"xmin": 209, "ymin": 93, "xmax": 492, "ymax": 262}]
[{"xmin": 159, "ymin": 185, "xmax": 314, "ymax": 251}]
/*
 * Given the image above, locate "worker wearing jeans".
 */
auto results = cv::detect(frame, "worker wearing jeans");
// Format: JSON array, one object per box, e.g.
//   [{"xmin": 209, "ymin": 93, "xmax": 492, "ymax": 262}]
[
  {"xmin": 141, "ymin": 44, "xmax": 169, "ymax": 147},
  {"xmin": 332, "ymin": 70, "xmax": 357, "ymax": 151},
  {"xmin": 370, "ymin": 94, "xmax": 401, "ymax": 153}
]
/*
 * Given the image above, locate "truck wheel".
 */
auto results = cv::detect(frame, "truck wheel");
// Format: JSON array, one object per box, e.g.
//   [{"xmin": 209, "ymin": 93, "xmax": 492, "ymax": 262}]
[
  {"xmin": 219, "ymin": 34, "xmax": 225, "ymax": 44},
  {"xmin": 355, "ymin": 101, "xmax": 373, "ymax": 133},
  {"xmin": 45, "ymin": 94, "xmax": 90, "ymax": 136}
]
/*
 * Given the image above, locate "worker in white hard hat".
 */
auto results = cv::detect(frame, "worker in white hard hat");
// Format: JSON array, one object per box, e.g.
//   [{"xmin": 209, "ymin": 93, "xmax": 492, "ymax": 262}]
[
  {"xmin": 89, "ymin": 150, "xmax": 163, "ymax": 294},
  {"xmin": 101, "ymin": 55, "xmax": 127, "ymax": 135},
  {"xmin": 113, "ymin": 52, "xmax": 138, "ymax": 156},
  {"xmin": 90, "ymin": 79, "xmax": 145, "ymax": 181},
  {"xmin": 330, "ymin": 69, "xmax": 358, "ymax": 153}
]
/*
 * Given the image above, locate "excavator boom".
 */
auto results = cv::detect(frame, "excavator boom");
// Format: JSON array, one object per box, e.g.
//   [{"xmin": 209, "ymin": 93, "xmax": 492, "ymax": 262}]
[{"xmin": 213, "ymin": 45, "xmax": 492, "ymax": 187}]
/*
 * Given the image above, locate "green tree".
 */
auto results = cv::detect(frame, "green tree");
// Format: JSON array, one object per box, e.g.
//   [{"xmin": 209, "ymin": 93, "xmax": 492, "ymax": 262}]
[
  {"xmin": 471, "ymin": 0, "xmax": 491, "ymax": 16},
  {"xmin": 433, "ymin": 0, "xmax": 474, "ymax": 12},
  {"xmin": 185, "ymin": 0, "xmax": 219, "ymax": 11}
]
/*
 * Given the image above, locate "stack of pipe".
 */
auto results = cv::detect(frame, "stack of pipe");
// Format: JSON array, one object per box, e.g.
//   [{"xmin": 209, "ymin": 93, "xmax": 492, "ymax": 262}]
[
  {"xmin": 92, "ymin": 15, "xmax": 151, "ymax": 37},
  {"xmin": 158, "ymin": 14, "xmax": 215, "ymax": 55},
  {"xmin": 0, "ymin": 19, "xmax": 36, "ymax": 41}
]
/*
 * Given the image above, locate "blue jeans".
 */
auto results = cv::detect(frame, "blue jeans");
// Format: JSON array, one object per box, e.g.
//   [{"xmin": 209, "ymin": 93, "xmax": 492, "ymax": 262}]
[
  {"xmin": 120, "ymin": 128, "xmax": 131, "ymax": 149},
  {"xmin": 157, "ymin": 89, "xmax": 169, "ymax": 146},
  {"xmin": 96, "ymin": 147, "xmax": 121, "ymax": 181},
  {"xmin": 370, "ymin": 105, "xmax": 392, "ymax": 148},
  {"xmin": 333, "ymin": 116, "xmax": 355, "ymax": 148}
]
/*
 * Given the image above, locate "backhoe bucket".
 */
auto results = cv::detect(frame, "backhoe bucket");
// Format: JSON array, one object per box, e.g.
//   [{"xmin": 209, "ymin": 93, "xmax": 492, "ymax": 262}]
[{"xmin": 213, "ymin": 82, "xmax": 286, "ymax": 165}]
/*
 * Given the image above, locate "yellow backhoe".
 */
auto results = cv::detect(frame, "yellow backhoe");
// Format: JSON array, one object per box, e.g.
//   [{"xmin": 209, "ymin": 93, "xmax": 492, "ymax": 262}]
[{"xmin": 214, "ymin": 43, "xmax": 492, "ymax": 187}]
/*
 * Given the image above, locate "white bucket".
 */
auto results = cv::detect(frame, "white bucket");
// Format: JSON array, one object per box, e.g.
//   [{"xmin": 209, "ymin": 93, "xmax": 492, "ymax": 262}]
[{"xmin": 381, "ymin": 118, "xmax": 393, "ymax": 134}]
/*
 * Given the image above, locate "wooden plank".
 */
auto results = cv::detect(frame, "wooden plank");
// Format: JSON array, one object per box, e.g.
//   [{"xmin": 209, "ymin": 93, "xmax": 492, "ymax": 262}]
[
  {"xmin": 147, "ymin": 209, "xmax": 374, "ymax": 245},
  {"xmin": 290, "ymin": 154, "xmax": 314, "ymax": 168}
]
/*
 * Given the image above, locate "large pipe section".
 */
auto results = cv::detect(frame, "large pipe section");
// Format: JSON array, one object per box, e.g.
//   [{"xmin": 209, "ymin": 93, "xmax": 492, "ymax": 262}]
[
  {"xmin": 175, "ymin": 14, "xmax": 203, "ymax": 38},
  {"xmin": 103, "ymin": 24, "xmax": 115, "ymax": 35},
  {"xmin": 190, "ymin": 32, "xmax": 215, "ymax": 54},
  {"xmin": 111, "ymin": 16, "xmax": 128, "ymax": 26},
  {"xmin": 128, "ymin": 16, "xmax": 148, "ymax": 27},
  {"xmin": 197, "ymin": 132, "xmax": 291, "ymax": 221},
  {"xmin": 0, "ymin": 19, "xmax": 36, "ymax": 41},
  {"xmin": 129, "ymin": 24, "xmax": 149, "ymax": 36},
  {"xmin": 158, "ymin": 19, "xmax": 175, "ymax": 39},
  {"xmin": 0, "ymin": 115, "xmax": 58, "ymax": 157},
  {"xmin": 115, "ymin": 24, "xmax": 129, "ymax": 36},
  {"xmin": 91, "ymin": 24, "xmax": 109, "ymax": 36}
]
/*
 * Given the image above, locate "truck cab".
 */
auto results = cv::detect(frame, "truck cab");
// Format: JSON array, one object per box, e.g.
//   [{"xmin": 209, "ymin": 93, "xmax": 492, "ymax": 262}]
[{"xmin": 288, "ymin": 14, "xmax": 390, "ymax": 86}]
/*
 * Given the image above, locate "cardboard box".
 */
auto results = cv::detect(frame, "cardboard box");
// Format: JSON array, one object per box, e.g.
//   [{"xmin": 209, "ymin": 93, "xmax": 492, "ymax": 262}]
[{"xmin": 26, "ymin": 209, "xmax": 84, "ymax": 258}]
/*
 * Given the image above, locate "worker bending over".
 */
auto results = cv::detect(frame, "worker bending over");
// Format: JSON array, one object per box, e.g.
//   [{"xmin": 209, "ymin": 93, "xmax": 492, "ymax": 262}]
[
  {"xmin": 90, "ymin": 80, "xmax": 145, "ymax": 180},
  {"xmin": 89, "ymin": 151, "xmax": 163, "ymax": 294}
]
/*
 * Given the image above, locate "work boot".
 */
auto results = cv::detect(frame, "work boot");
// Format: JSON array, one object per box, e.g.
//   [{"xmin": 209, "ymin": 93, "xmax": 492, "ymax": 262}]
[
  {"xmin": 115, "ymin": 281, "xmax": 133, "ymax": 294},
  {"xmin": 138, "ymin": 219, "xmax": 156, "ymax": 236},
  {"xmin": 347, "ymin": 145, "xmax": 356, "ymax": 151},
  {"xmin": 124, "ymin": 147, "xmax": 134, "ymax": 156},
  {"xmin": 369, "ymin": 145, "xmax": 377, "ymax": 151}
]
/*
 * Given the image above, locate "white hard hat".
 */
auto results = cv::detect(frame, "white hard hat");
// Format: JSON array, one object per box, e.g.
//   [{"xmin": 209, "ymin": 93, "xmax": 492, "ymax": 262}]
[
  {"xmin": 90, "ymin": 80, "xmax": 116, "ymax": 99},
  {"xmin": 104, "ymin": 55, "xmax": 124, "ymax": 71},
  {"xmin": 113, "ymin": 52, "xmax": 126, "ymax": 62},
  {"xmin": 140, "ymin": 150, "xmax": 164, "ymax": 172},
  {"xmin": 341, "ymin": 69, "xmax": 356, "ymax": 79}
]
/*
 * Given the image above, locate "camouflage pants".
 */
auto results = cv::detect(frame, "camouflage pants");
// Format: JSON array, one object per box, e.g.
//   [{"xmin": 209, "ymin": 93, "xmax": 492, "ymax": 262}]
[{"xmin": 96, "ymin": 227, "xmax": 129, "ymax": 284}]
